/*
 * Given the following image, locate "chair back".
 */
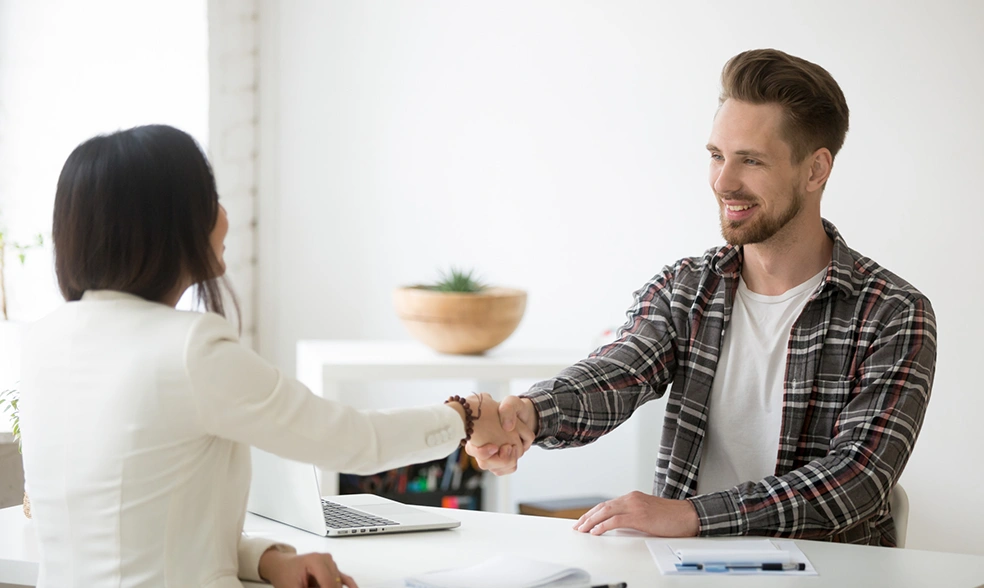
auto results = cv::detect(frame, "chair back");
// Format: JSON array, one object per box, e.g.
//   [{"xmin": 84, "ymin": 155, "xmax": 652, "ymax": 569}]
[{"xmin": 890, "ymin": 483, "xmax": 909, "ymax": 548}]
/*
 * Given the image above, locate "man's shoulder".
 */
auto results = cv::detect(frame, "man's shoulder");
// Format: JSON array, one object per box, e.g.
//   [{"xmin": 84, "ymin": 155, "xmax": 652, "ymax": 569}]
[
  {"xmin": 663, "ymin": 245, "xmax": 735, "ymax": 281},
  {"xmin": 825, "ymin": 219, "xmax": 931, "ymax": 312},
  {"xmin": 633, "ymin": 245, "xmax": 733, "ymax": 307},
  {"xmin": 838, "ymin": 247, "xmax": 934, "ymax": 320}
]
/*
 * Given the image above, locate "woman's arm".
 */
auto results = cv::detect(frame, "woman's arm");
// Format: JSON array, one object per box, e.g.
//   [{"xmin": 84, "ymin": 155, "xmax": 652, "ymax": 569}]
[{"xmin": 185, "ymin": 313, "xmax": 521, "ymax": 474}]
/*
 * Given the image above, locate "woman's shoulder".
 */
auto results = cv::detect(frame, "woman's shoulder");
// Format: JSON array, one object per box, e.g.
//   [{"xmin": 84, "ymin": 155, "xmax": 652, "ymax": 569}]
[{"xmin": 28, "ymin": 293, "xmax": 234, "ymax": 348}]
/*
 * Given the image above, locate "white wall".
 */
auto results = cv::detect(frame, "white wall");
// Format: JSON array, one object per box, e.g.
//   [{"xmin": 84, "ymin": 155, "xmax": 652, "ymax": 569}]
[
  {"xmin": 208, "ymin": 0, "xmax": 261, "ymax": 348},
  {"xmin": 0, "ymin": 0, "xmax": 209, "ymax": 324},
  {"xmin": 257, "ymin": 1, "xmax": 984, "ymax": 555}
]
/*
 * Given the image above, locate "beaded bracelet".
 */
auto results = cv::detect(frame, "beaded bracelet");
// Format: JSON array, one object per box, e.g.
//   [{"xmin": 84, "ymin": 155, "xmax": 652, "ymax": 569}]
[{"xmin": 445, "ymin": 394, "xmax": 483, "ymax": 446}]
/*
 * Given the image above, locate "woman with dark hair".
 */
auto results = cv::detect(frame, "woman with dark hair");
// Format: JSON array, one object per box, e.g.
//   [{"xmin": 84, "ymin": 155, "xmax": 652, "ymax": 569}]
[{"xmin": 18, "ymin": 125, "xmax": 528, "ymax": 588}]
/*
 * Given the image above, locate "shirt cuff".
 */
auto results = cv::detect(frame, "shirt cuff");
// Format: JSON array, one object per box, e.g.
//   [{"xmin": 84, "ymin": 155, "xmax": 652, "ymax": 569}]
[
  {"xmin": 688, "ymin": 488, "xmax": 747, "ymax": 536},
  {"xmin": 238, "ymin": 535, "xmax": 296, "ymax": 582},
  {"xmin": 520, "ymin": 389, "xmax": 561, "ymax": 446}
]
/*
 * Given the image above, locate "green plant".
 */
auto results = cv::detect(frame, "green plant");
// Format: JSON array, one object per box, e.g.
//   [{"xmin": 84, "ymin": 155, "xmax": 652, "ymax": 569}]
[
  {"xmin": 425, "ymin": 267, "xmax": 487, "ymax": 293},
  {"xmin": 0, "ymin": 386, "xmax": 20, "ymax": 453},
  {"xmin": 0, "ymin": 223, "xmax": 45, "ymax": 320}
]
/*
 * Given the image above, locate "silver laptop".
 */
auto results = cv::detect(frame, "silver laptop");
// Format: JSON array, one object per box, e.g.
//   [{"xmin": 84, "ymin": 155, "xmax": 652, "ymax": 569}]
[{"xmin": 247, "ymin": 448, "xmax": 461, "ymax": 537}]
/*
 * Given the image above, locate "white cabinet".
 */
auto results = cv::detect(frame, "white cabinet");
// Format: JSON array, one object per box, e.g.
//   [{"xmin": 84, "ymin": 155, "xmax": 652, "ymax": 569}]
[{"xmin": 295, "ymin": 340, "xmax": 583, "ymax": 513}]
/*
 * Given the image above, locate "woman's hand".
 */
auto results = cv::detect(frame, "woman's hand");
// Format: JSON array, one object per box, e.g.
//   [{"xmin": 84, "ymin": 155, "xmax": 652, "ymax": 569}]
[
  {"xmin": 465, "ymin": 395, "xmax": 538, "ymax": 475},
  {"xmin": 460, "ymin": 393, "xmax": 534, "ymax": 472},
  {"xmin": 259, "ymin": 547, "xmax": 359, "ymax": 587}
]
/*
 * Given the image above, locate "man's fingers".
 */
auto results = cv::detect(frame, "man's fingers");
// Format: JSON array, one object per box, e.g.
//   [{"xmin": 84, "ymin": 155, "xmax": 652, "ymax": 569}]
[
  {"xmin": 514, "ymin": 397, "xmax": 536, "ymax": 428},
  {"xmin": 340, "ymin": 572, "xmax": 358, "ymax": 588},
  {"xmin": 591, "ymin": 513, "xmax": 641, "ymax": 535},
  {"xmin": 575, "ymin": 501, "xmax": 621, "ymax": 533},
  {"xmin": 574, "ymin": 501, "xmax": 608, "ymax": 530},
  {"xmin": 588, "ymin": 515, "xmax": 617, "ymax": 536},
  {"xmin": 498, "ymin": 396, "xmax": 525, "ymax": 431},
  {"xmin": 513, "ymin": 419, "xmax": 535, "ymax": 451}
]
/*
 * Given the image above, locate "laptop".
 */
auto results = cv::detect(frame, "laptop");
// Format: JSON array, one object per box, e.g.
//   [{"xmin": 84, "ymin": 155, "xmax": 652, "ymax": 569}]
[{"xmin": 247, "ymin": 447, "xmax": 461, "ymax": 537}]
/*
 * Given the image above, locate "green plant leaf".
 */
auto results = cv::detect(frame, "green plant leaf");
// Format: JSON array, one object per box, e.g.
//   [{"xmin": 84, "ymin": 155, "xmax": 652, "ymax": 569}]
[
  {"xmin": 0, "ymin": 388, "xmax": 21, "ymax": 447},
  {"xmin": 428, "ymin": 266, "xmax": 487, "ymax": 293}
]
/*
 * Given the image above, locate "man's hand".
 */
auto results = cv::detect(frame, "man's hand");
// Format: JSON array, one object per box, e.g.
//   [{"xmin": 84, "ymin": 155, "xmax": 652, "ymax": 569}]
[
  {"xmin": 259, "ymin": 548, "xmax": 358, "ymax": 587},
  {"xmin": 464, "ymin": 393, "xmax": 529, "ymax": 465},
  {"xmin": 572, "ymin": 491, "xmax": 699, "ymax": 537},
  {"xmin": 465, "ymin": 395, "xmax": 538, "ymax": 475}
]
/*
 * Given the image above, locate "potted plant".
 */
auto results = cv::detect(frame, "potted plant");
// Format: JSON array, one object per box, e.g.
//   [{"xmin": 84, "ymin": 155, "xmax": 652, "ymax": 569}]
[
  {"xmin": 0, "ymin": 217, "xmax": 44, "ymax": 397},
  {"xmin": 0, "ymin": 214, "xmax": 43, "ymax": 520},
  {"xmin": 393, "ymin": 267, "xmax": 526, "ymax": 355},
  {"xmin": 0, "ymin": 385, "xmax": 29, "ymax": 518},
  {"xmin": 0, "ymin": 224, "xmax": 44, "ymax": 321}
]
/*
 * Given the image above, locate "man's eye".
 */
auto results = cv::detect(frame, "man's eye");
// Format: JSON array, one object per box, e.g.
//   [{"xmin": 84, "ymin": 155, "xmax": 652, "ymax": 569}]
[
  {"xmin": 744, "ymin": 159, "xmax": 760, "ymax": 165},
  {"xmin": 710, "ymin": 153, "xmax": 724, "ymax": 161}
]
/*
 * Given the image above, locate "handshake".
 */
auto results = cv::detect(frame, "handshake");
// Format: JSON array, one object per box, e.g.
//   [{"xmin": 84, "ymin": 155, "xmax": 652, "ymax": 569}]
[{"xmin": 450, "ymin": 393, "xmax": 540, "ymax": 475}]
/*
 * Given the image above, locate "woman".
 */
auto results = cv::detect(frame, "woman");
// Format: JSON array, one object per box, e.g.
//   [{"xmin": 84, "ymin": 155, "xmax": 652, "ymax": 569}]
[{"xmin": 19, "ymin": 125, "xmax": 527, "ymax": 588}]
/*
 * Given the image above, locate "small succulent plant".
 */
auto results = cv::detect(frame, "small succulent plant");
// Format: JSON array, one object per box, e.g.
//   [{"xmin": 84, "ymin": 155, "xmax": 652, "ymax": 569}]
[
  {"xmin": 425, "ymin": 267, "xmax": 486, "ymax": 293},
  {"xmin": 0, "ymin": 386, "xmax": 21, "ymax": 453},
  {"xmin": 0, "ymin": 217, "xmax": 46, "ymax": 320}
]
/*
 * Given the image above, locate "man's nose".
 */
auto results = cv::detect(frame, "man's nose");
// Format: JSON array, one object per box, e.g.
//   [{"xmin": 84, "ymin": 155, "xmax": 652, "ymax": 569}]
[{"xmin": 713, "ymin": 162, "xmax": 742, "ymax": 195}]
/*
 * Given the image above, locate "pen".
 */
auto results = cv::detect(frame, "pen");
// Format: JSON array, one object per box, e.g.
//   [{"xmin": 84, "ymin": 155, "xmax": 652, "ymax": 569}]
[
  {"xmin": 676, "ymin": 562, "xmax": 806, "ymax": 571},
  {"xmin": 730, "ymin": 563, "xmax": 806, "ymax": 571},
  {"xmin": 590, "ymin": 583, "xmax": 627, "ymax": 588}
]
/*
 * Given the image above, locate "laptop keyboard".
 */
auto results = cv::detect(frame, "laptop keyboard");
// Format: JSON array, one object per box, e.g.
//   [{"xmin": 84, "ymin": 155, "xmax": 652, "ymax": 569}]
[{"xmin": 321, "ymin": 499, "xmax": 400, "ymax": 530}]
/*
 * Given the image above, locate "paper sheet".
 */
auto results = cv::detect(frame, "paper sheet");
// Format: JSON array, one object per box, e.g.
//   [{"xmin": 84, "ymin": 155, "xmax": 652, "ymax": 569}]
[
  {"xmin": 646, "ymin": 538, "xmax": 818, "ymax": 576},
  {"xmin": 403, "ymin": 555, "xmax": 591, "ymax": 588}
]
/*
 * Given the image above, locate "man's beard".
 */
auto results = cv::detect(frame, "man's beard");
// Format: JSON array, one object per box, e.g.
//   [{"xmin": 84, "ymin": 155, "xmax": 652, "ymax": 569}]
[{"xmin": 719, "ymin": 186, "xmax": 804, "ymax": 246}]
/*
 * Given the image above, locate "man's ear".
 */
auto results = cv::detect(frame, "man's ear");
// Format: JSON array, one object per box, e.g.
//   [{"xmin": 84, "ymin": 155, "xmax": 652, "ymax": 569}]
[{"xmin": 807, "ymin": 148, "xmax": 833, "ymax": 192}]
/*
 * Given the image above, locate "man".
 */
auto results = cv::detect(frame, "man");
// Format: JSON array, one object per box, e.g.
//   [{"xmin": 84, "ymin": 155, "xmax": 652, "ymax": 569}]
[{"xmin": 468, "ymin": 48, "xmax": 936, "ymax": 546}]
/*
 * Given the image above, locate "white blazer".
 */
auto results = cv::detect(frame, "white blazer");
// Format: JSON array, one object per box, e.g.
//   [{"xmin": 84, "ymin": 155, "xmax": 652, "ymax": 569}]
[{"xmin": 19, "ymin": 291, "xmax": 465, "ymax": 587}]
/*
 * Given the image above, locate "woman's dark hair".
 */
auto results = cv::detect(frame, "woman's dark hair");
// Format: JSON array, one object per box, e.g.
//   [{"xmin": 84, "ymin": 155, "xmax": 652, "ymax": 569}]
[{"xmin": 52, "ymin": 124, "xmax": 238, "ymax": 320}]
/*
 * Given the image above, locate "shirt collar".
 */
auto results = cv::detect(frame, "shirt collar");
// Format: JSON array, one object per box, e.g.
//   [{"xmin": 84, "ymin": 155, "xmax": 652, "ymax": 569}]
[
  {"xmin": 80, "ymin": 290, "xmax": 150, "ymax": 303},
  {"xmin": 710, "ymin": 218, "xmax": 856, "ymax": 299}
]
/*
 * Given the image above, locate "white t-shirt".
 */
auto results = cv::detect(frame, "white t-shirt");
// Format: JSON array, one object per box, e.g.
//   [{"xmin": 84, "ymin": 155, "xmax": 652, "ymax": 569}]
[{"xmin": 695, "ymin": 268, "xmax": 826, "ymax": 496}]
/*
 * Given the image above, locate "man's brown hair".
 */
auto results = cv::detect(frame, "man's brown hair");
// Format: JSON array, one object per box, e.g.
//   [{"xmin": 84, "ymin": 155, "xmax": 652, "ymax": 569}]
[{"xmin": 720, "ymin": 48, "xmax": 849, "ymax": 163}]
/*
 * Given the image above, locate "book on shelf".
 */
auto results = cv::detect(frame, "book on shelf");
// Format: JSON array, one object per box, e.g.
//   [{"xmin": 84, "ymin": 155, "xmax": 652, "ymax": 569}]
[{"xmin": 339, "ymin": 447, "xmax": 484, "ymax": 509}]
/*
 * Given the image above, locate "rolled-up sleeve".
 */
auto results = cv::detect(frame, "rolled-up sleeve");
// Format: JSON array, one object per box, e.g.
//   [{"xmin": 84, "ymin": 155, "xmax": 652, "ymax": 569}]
[{"xmin": 524, "ymin": 267, "xmax": 679, "ymax": 448}]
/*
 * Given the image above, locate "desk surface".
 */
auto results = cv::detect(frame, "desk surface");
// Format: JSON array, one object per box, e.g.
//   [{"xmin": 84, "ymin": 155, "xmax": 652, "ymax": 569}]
[{"xmin": 3, "ymin": 506, "xmax": 983, "ymax": 587}]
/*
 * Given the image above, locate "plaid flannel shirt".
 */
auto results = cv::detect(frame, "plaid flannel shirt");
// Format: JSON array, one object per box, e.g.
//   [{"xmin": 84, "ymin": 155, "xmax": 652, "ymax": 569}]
[{"xmin": 524, "ymin": 220, "xmax": 936, "ymax": 546}]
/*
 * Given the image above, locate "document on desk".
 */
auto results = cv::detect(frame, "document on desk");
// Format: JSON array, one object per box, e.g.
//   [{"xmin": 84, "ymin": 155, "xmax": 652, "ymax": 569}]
[
  {"xmin": 403, "ymin": 554, "xmax": 592, "ymax": 588},
  {"xmin": 646, "ymin": 538, "xmax": 817, "ymax": 576}
]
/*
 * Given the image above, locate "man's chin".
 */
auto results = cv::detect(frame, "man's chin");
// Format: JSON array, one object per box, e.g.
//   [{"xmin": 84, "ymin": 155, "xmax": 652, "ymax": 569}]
[{"xmin": 720, "ymin": 220, "xmax": 751, "ymax": 246}]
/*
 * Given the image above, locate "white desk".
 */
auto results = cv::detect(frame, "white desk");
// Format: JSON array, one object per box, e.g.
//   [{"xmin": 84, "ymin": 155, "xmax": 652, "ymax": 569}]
[
  {"xmin": 2, "ymin": 506, "xmax": 983, "ymax": 587},
  {"xmin": 295, "ymin": 340, "xmax": 585, "ymax": 512}
]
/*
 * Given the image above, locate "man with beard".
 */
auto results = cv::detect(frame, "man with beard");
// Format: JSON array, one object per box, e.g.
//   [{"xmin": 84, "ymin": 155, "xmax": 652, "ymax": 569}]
[{"xmin": 466, "ymin": 49, "xmax": 936, "ymax": 547}]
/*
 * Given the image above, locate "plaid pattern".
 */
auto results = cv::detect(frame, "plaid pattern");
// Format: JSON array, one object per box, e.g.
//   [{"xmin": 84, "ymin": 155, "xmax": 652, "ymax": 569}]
[{"xmin": 524, "ymin": 220, "xmax": 935, "ymax": 546}]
